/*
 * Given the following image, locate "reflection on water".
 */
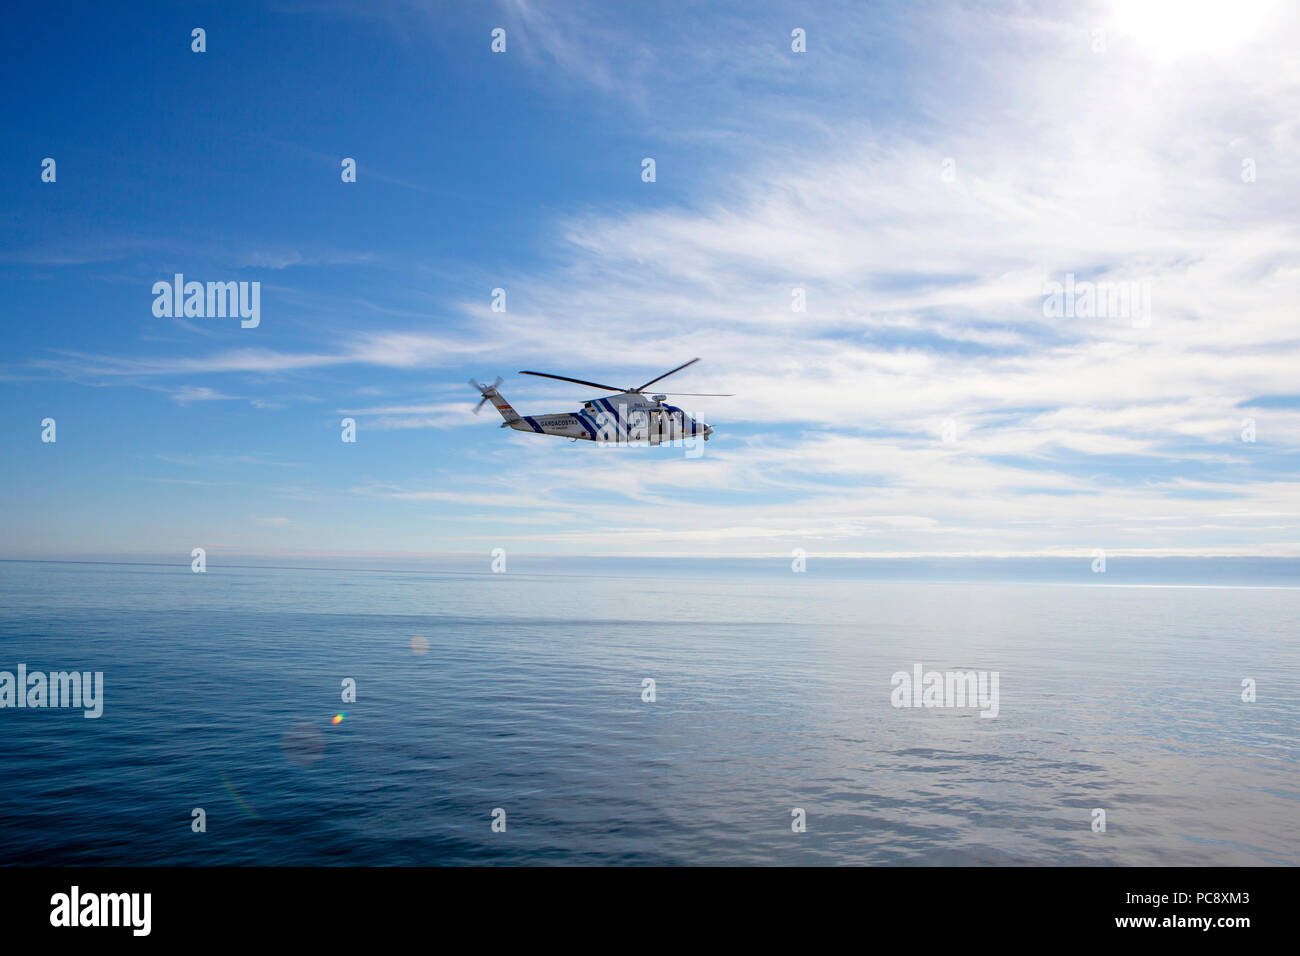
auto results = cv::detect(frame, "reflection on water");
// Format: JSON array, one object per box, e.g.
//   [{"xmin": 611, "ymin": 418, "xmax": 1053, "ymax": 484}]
[{"xmin": 0, "ymin": 560, "xmax": 1295, "ymax": 865}]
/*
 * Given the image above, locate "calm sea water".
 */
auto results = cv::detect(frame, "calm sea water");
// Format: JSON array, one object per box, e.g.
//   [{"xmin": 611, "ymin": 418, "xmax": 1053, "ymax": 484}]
[{"xmin": 0, "ymin": 559, "xmax": 1296, "ymax": 865}]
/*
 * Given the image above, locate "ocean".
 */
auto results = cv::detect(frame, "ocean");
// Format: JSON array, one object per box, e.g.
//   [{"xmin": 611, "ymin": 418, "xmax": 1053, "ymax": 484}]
[{"xmin": 0, "ymin": 557, "xmax": 1296, "ymax": 865}]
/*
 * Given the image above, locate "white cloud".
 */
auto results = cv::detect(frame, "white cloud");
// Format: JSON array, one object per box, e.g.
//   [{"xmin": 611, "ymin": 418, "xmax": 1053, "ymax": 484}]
[{"xmin": 26, "ymin": 0, "xmax": 1300, "ymax": 557}]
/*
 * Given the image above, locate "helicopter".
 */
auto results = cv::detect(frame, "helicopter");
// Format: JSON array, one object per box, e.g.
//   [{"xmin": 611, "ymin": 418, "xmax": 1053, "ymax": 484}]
[{"xmin": 470, "ymin": 358, "xmax": 730, "ymax": 444}]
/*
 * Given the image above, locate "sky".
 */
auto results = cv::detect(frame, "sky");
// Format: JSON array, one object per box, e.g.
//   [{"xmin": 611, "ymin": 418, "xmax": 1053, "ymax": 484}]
[{"xmin": 2, "ymin": 0, "xmax": 1299, "ymax": 562}]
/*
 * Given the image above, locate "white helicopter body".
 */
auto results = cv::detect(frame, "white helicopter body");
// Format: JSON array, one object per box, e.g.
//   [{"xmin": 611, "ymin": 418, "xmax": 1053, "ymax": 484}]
[{"xmin": 471, "ymin": 359, "xmax": 727, "ymax": 444}]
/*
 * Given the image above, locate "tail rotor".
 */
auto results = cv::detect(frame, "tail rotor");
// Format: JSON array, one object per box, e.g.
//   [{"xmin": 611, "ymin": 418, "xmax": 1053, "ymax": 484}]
[{"xmin": 470, "ymin": 376, "xmax": 504, "ymax": 414}]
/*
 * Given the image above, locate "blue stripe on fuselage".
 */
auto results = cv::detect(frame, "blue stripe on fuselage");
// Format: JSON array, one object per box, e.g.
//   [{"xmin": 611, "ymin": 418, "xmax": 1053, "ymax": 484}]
[
  {"xmin": 573, "ymin": 411, "xmax": 598, "ymax": 439},
  {"xmin": 597, "ymin": 398, "xmax": 624, "ymax": 438},
  {"xmin": 523, "ymin": 416, "xmax": 544, "ymax": 434}
]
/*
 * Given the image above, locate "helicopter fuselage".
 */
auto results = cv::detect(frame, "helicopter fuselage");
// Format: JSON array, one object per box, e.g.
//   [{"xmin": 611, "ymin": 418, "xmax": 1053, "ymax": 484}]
[
  {"xmin": 471, "ymin": 359, "xmax": 723, "ymax": 444},
  {"xmin": 484, "ymin": 388, "xmax": 712, "ymax": 443}
]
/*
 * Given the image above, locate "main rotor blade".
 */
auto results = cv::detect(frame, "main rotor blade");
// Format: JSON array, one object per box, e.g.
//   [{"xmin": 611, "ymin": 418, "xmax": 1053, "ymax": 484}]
[
  {"xmin": 655, "ymin": 392, "xmax": 733, "ymax": 397},
  {"xmin": 635, "ymin": 357, "xmax": 700, "ymax": 392},
  {"xmin": 518, "ymin": 370, "xmax": 627, "ymax": 391}
]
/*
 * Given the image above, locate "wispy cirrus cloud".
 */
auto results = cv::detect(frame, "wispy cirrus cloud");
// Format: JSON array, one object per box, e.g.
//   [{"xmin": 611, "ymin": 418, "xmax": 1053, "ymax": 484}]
[{"xmin": 8, "ymin": 0, "xmax": 1299, "ymax": 559}]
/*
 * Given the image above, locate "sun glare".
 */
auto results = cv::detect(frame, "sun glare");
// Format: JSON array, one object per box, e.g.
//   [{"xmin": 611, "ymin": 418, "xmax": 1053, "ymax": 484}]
[{"xmin": 1110, "ymin": 0, "xmax": 1276, "ymax": 61}]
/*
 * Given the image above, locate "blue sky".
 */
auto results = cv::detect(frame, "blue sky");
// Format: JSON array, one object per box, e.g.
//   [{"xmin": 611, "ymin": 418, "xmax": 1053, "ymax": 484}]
[{"xmin": 2, "ymin": 0, "xmax": 1299, "ymax": 561}]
